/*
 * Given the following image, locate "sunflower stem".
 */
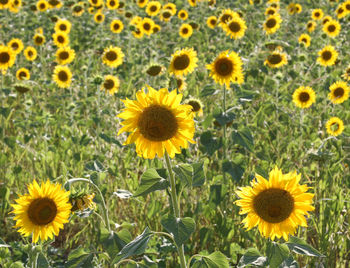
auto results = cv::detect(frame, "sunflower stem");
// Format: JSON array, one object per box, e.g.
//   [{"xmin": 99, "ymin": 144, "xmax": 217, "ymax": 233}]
[
  {"xmin": 164, "ymin": 151, "xmax": 187, "ymax": 268},
  {"xmin": 223, "ymin": 84, "xmax": 227, "ymax": 184}
]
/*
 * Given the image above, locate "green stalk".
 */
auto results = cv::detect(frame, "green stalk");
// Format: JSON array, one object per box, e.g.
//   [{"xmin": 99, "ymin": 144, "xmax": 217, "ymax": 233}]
[
  {"xmin": 164, "ymin": 152, "xmax": 187, "ymax": 268},
  {"xmin": 223, "ymin": 85, "xmax": 227, "ymax": 183}
]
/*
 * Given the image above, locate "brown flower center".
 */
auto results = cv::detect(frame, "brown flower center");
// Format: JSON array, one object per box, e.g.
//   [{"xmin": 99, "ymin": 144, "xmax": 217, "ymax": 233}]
[
  {"xmin": 268, "ymin": 54, "xmax": 282, "ymax": 65},
  {"xmin": 299, "ymin": 92, "xmax": 310, "ymax": 102},
  {"xmin": 28, "ymin": 50, "xmax": 33, "ymax": 57},
  {"xmin": 113, "ymin": 23, "xmax": 120, "ymax": 30},
  {"xmin": 57, "ymin": 35, "xmax": 65, "ymax": 43},
  {"xmin": 188, "ymin": 100, "xmax": 201, "ymax": 112},
  {"xmin": 104, "ymin": 79, "xmax": 114, "ymax": 90},
  {"xmin": 182, "ymin": 27, "xmax": 189, "ymax": 34},
  {"xmin": 0, "ymin": 0, "xmax": 9, "ymax": 4},
  {"xmin": 19, "ymin": 71, "xmax": 27, "ymax": 78},
  {"xmin": 28, "ymin": 198, "xmax": 58, "ymax": 225},
  {"xmin": 266, "ymin": 18, "xmax": 277, "ymax": 28},
  {"xmin": 58, "ymin": 70, "xmax": 68, "ymax": 81},
  {"xmin": 333, "ymin": 87, "xmax": 344, "ymax": 98},
  {"xmin": 106, "ymin": 51, "xmax": 117, "ymax": 61},
  {"xmin": 138, "ymin": 105, "xmax": 178, "ymax": 141},
  {"xmin": 220, "ymin": 14, "xmax": 232, "ymax": 24},
  {"xmin": 146, "ymin": 65, "xmax": 162, "ymax": 76},
  {"xmin": 327, "ymin": 24, "xmax": 336, "ymax": 32},
  {"xmin": 59, "ymin": 51, "xmax": 69, "ymax": 60},
  {"xmin": 35, "ymin": 36, "xmax": 43, "ymax": 44},
  {"xmin": 215, "ymin": 58, "xmax": 234, "ymax": 76},
  {"xmin": 143, "ymin": 22, "xmax": 151, "ymax": 31},
  {"xmin": 322, "ymin": 51, "xmax": 332, "ymax": 61},
  {"xmin": 163, "ymin": 11, "xmax": 171, "ymax": 18},
  {"xmin": 150, "ymin": 5, "xmax": 157, "ymax": 12},
  {"xmin": 253, "ymin": 188, "xmax": 294, "ymax": 223},
  {"xmin": 0, "ymin": 52, "xmax": 10, "ymax": 63},
  {"xmin": 173, "ymin": 55, "xmax": 190, "ymax": 70},
  {"xmin": 11, "ymin": 42, "xmax": 19, "ymax": 50},
  {"xmin": 59, "ymin": 24, "xmax": 67, "ymax": 31},
  {"xmin": 228, "ymin": 21, "xmax": 241, "ymax": 33}
]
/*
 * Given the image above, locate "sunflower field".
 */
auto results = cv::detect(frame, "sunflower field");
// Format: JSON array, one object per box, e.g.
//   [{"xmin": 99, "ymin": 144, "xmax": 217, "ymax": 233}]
[{"xmin": 1, "ymin": 0, "xmax": 350, "ymax": 267}]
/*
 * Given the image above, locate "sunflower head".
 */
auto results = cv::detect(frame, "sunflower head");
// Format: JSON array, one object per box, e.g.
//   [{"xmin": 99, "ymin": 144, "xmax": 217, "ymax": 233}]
[
  {"xmin": 323, "ymin": 19, "xmax": 341, "ymax": 37},
  {"xmin": 223, "ymin": 16, "xmax": 247, "ymax": 40},
  {"xmin": 317, "ymin": 45, "xmax": 338, "ymax": 67},
  {"xmin": 110, "ymin": 19, "xmax": 124, "ymax": 33},
  {"xmin": 179, "ymin": 23, "xmax": 193, "ymax": 39},
  {"xmin": 8, "ymin": 38, "xmax": 23, "ymax": 54},
  {"xmin": 311, "ymin": 8, "xmax": 324, "ymax": 20},
  {"xmin": 328, "ymin": 81, "xmax": 349, "ymax": 104},
  {"xmin": 264, "ymin": 51, "xmax": 288, "ymax": 68},
  {"xmin": 207, "ymin": 16, "xmax": 217, "ymax": 29},
  {"xmin": 298, "ymin": 33, "xmax": 311, "ymax": 47},
  {"xmin": 292, "ymin": 86, "xmax": 316, "ymax": 109},
  {"xmin": 186, "ymin": 98, "xmax": 203, "ymax": 116},
  {"xmin": 14, "ymin": 83, "xmax": 31, "ymax": 94},
  {"xmin": 55, "ymin": 19, "xmax": 72, "ymax": 34},
  {"xmin": 16, "ymin": 67, "xmax": 30, "ymax": 80},
  {"xmin": 306, "ymin": 20, "xmax": 316, "ymax": 32},
  {"xmin": 0, "ymin": 45, "xmax": 16, "ymax": 72},
  {"xmin": 263, "ymin": 14, "xmax": 282, "ymax": 34},
  {"xmin": 56, "ymin": 47, "xmax": 75, "ymax": 65},
  {"xmin": 169, "ymin": 48, "xmax": 198, "ymax": 77},
  {"xmin": 178, "ymin": 9, "xmax": 188, "ymax": 20},
  {"xmin": 146, "ymin": 1, "xmax": 161, "ymax": 16},
  {"xmin": 53, "ymin": 65, "xmax": 72, "ymax": 88},
  {"xmin": 235, "ymin": 167, "xmax": 314, "ymax": 241},
  {"xmin": 52, "ymin": 32, "xmax": 69, "ymax": 48},
  {"xmin": 117, "ymin": 86, "xmax": 195, "ymax": 159},
  {"xmin": 146, "ymin": 64, "xmax": 164, "ymax": 76},
  {"xmin": 326, "ymin": 117, "xmax": 344, "ymax": 136},
  {"xmin": 11, "ymin": 180, "xmax": 72, "ymax": 243},
  {"xmin": 102, "ymin": 46, "xmax": 124, "ymax": 68}
]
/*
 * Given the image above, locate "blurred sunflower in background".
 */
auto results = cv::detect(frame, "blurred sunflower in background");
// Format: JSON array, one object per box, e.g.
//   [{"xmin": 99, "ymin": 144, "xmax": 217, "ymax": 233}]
[
  {"xmin": 146, "ymin": 63, "xmax": 164, "ymax": 77},
  {"xmin": 292, "ymin": 86, "xmax": 316, "ymax": 108},
  {"xmin": 322, "ymin": 15, "xmax": 332, "ymax": 25},
  {"xmin": 146, "ymin": 1, "xmax": 161, "ymax": 17},
  {"xmin": 176, "ymin": 77, "xmax": 187, "ymax": 92},
  {"xmin": 141, "ymin": 18, "xmax": 155, "ymax": 35},
  {"xmin": 71, "ymin": 3, "xmax": 84, "ymax": 16},
  {"xmin": 0, "ymin": 45, "xmax": 16, "ymax": 73},
  {"xmin": 311, "ymin": 8, "xmax": 324, "ymax": 20},
  {"xmin": 264, "ymin": 51, "xmax": 288, "ymax": 68},
  {"xmin": 33, "ymin": 33, "xmax": 45, "ymax": 46},
  {"xmin": 24, "ymin": 46, "xmax": 37, "ymax": 61},
  {"xmin": 223, "ymin": 16, "xmax": 247, "ymax": 40},
  {"xmin": 54, "ymin": 19, "xmax": 72, "ymax": 34},
  {"xmin": 342, "ymin": 65, "xmax": 350, "ymax": 81},
  {"xmin": 235, "ymin": 167, "xmax": 314, "ymax": 241},
  {"xmin": 326, "ymin": 117, "xmax": 344, "ymax": 136},
  {"xmin": 53, "ymin": 65, "xmax": 72, "ymax": 88},
  {"xmin": 37, "ymin": 0, "xmax": 49, "ymax": 11},
  {"xmin": 110, "ymin": 19, "xmax": 124, "ymax": 33},
  {"xmin": 106, "ymin": 0, "xmax": 119, "ymax": 10},
  {"xmin": 218, "ymin": 8, "xmax": 238, "ymax": 27},
  {"xmin": 102, "ymin": 46, "xmax": 124, "ymax": 68},
  {"xmin": 56, "ymin": 47, "xmax": 75, "ymax": 65},
  {"xmin": 16, "ymin": 67, "xmax": 30, "ymax": 80},
  {"xmin": 100, "ymin": 75, "xmax": 120, "ymax": 95},
  {"xmin": 179, "ymin": 23, "xmax": 193, "ymax": 39},
  {"xmin": 317, "ymin": 45, "xmax": 338, "ymax": 66},
  {"xmin": 159, "ymin": 9, "xmax": 172, "ymax": 22},
  {"xmin": 94, "ymin": 12, "xmax": 105, "ymax": 23},
  {"xmin": 328, "ymin": 81, "xmax": 349, "ymax": 104},
  {"xmin": 335, "ymin": 4, "xmax": 346, "ymax": 19},
  {"xmin": 169, "ymin": 48, "xmax": 198, "ymax": 77},
  {"xmin": 206, "ymin": 16, "xmax": 217, "ymax": 29},
  {"xmin": 323, "ymin": 19, "xmax": 341, "ymax": 37},
  {"xmin": 117, "ymin": 86, "xmax": 195, "ymax": 159},
  {"xmin": 306, "ymin": 20, "xmax": 316, "ymax": 32},
  {"xmin": 0, "ymin": 0, "xmax": 10, "ymax": 9},
  {"xmin": 263, "ymin": 14, "xmax": 282, "ymax": 34},
  {"xmin": 11, "ymin": 180, "xmax": 72, "ymax": 243},
  {"xmin": 52, "ymin": 32, "xmax": 69, "ymax": 47},
  {"xmin": 178, "ymin": 9, "xmax": 188, "ymax": 20},
  {"xmin": 7, "ymin": 38, "xmax": 23, "ymax": 55},
  {"xmin": 186, "ymin": 98, "xmax": 204, "ymax": 116},
  {"xmin": 298, "ymin": 33, "xmax": 311, "ymax": 47},
  {"xmin": 137, "ymin": 0, "xmax": 148, "ymax": 8}
]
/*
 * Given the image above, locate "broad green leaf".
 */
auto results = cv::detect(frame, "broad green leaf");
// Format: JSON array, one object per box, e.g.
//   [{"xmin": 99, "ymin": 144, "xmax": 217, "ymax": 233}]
[
  {"xmin": 192, "ymin": 162, "xmax": 205, "ymax": 187},
  {"xmin": 173, "ymin": 164, "xmax": 193, "ymax": 186},
  {"xmin": 191, "ymin": 251, "xmax": 229, "ymax": 268},
  {"xmin": 134, "ymin": 169, "xmax": 169, "ymax": 197},
  {"xmin": 232, "ymin": 128, "xmax": 254, "ymax": 152},
  {"xmin": 222, "ymin": 160, "xmax": 244, "ymax": 182},
  {"xmin": 37, "ymin": 253, "xmax": 49, "ymax": 268},
  {"xmin": 200, "ymin": 131, "xmax": 222, "ymax": 156},
  {"xmin": 238, "ymin": 248, "xmax": 267, "ymax": 268},
  {"xmin": 213, "ymin": 108, "xmax": 235, "ymax": 126},
  {"xmin": 66, "ymin": 247, "xmax": 94, "ymax": 268},
  {"xmin": 161, "ymin": 214, "xmax": 195, "ymax": 246},
  {"xmin": 200, "ymin": 85, "xmax": 217, "ymax": 97},
  {"xmin": 9, "ymin": 262, "xmax": 25, "ymax": 268},
  {"xmin": 267, "ymin": 242, "xmax": 290, "ymax": 268},
  {"xmin": 286, "ymin": 236, "xmax": 324, "ymax": 257},
  {"xmin": 100, "ymin": 228, "xmax": 132, "ymax": 258},
  {"xmin": 279, "ymin": 256, "xmax": 299, "ymax": 268}
]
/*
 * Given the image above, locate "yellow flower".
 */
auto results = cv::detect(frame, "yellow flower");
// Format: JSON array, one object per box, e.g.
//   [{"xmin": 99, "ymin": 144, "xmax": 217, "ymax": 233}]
[
  {"xmin": 132, "ymin": 27, "xmax": 144, "ymax": 39},
  {"xmin": 206, "ymin": 16, "xmax": 217, "ymax": 29},
  {"xmin": 223, "ymin": 16, "xmax": 247, "ymax": 40},
  {"xmin": 335, "ymin": 4, "xmax": 346, "ymax": 19},
  {"xmin": 317, "ymin": 45, "xmax": 338, "ymax": 67},
  {"xmin": 0, "ymin": 0, "xmax": 10, "ymax": 9},
  {"xmin": 52, "ymin": 32, "xmax": 69, "ymax": 48},
  {"xmin": 306, "ymin": 20, "xmax": 316, "ymax": 33},
  {"xmin": 176, "ymin": 77, "xmax": 187, "ymax": 92},
  {"xmin": 294, "ymin": 3, "xmax": 302, "ymax": 13},
  {"xmin": 117, "ymin": 86, "xmax": 195, "ymax": 159},
  {"xmin": 159, "ymin": 9, "xmax": 173, "ymax": 22},
  {"xmin": 0, "ymin": 45, "xmax": 16, "ymax": 73},
  {"xmin": 322, "ymin": 15, "xmax": 333, "ymax": 25},
  {"xmin": 37, "ymin": 0, "xmax": 49, "ymax": 11},
  {"xmin": 16, "ymin": 67, "xmax": 30, "ymax": 80},
  {"xmin": 89, "ymin": 0, "xmax": 103, "ymax": 6},
  {"xmin": 101, "ymin": 75, "xmax": 120, "ymax": 95},
  {"xmin": 188, "ymin": 0, "xmax": 196, "ymax": 7},
  {"xmin": 53, "ymin": 65, "xmax": 72, "ymax": 88},
  {"xmin": 235, "ymin": 167, "xmax": 314, "ymax": 241},
  {"xmin": 263, "ymin": 14, "xmax": 282, "ymax": 35},
  {"xmin": 292, "ymin": 86, "xmax": 316, "ymax": 108},
  {"xmin": 179, "ymin": 23, "xmax": 193, "ymax": 39},
  {"xmin": 265, "ymin": 7, "xmax": 277, "ymax": 16},
  {"xmin": 141, "ymin": 18, "xmax": 155, "ymax": 36},
  {"xmin": 178, "ymin": 9, "xmax": 188, "ymax": 20},
  {"xmin": 102, "ymin": 46, "xmax": 124, "ymax": 68},
  {"xmin": 24, "ymin": 46, "xmax": 37, "ymax": 61},
  {"xmin": 11, "ymin": 180, "xmax": 72, "ymax": 243},
  {"xmin": 54, "ymin": 19, "xmax": 72, "ymax": 34},
  {"xmin": 326, "ymin": 117, "xmax": 344, "ymax": 136},
  {"xmin": 218, "ymin": 9, "xmax": 238, "ymax": 28},
  {"xmin": 110, "ymin": 19, "xmax": 124, "ymax": 33},
  {"xmin": 106, "ymin": 0, "xmax": 119, "ymax": 10},
  {"xmin": 207, "ymin": 50, "xmax": 244, "ymax": 87},
  {"xmin": 146, "ymin": 1, "xmax": 161, "ymax": 16},
  {"xmin": 56, "ymin": 47, "xmax": 75, "ymax": 65},
  {"xmin": 7, "ymin": 38, "xmax": 23, "ymax": 55},
  {"xmin": 163, "ymin": 3, "xmax": 177, "ymax": 15},
  {"xmin": 328, "ymin": 81, "xmax": 349, "ymax": 104},
  {"xmin": 342, "ymin": 65, "xmax": 350, "ymax": 81},
  {"xmin": 186, "ymin": 98, "xmax": 203, "ymax": 116},
  {"xmin": 169, "ymin": 48, "xmax": 198, "ymax": 77},
  {"xmin": 71, "ymin": 3, "xmax": 84, "ymax": 16},
  {"xmin": 323, "ymin": 19, "xmax": 341, "ymax": 37},
  {"xmin": 94, "ymin": 12, "xmax": 105, "ymax": 23},
  {"xmin": 298, "ymin": 33, "xmax": 311, "ymax": 47},
  {"xmin": 264, "ymin": 51, "xmax": 288, "ymax": 68},
  {"xmin": 137, "ymin": 0, "xmax": 148, "ymax": 8},
  {"xmin": 311, "ymin": 8, "xmax": 323, "ymax": 20}
]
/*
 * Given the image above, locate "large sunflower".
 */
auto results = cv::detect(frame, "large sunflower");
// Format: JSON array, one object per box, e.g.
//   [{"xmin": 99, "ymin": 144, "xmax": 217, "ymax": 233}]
[
  {"xmin": 102, "ymin": 46, "xmax": 124, "ymax": 68},
  {"xmin": 235, "ymin": 167, "xmax": 314, "ymax": 241},
  {"xmin": 53, "ymin": 65, "xmax": 72, "ymax": 88},
  {"xmin": 223, "ymin": 16, "xmax": 247, "ymax": 40},
  {"xmin": 11, "ymin": 180, "xmax": 72, "ymax": 243},
  {"xmin": 292, "ymin": 86, "xmax": 316, "ymax": 108},
  {"xmin": 54, "ymin": 19, "xmax": 72, "ymax": 34},
  {"xmin": 328, "ymin": 81, "xmax": 349, "ymax": 104},
  {"xmin": 24, "ymin": 46, "xmax": 37, "ymax": 61},
  {"xmin": 16, "ymin": 67, "xmax": 30, "ymax": 80},
  {"xmin": 207, "ymin": 50, "xmax": 244, "ymax": 87},
  {"xmin": 117, "ymin": 86, "xmax": 195, "ymax": 159},
  {"xmin": 317, "ymin": 45, "xmax": 338, "ymax": 67},
  {"xmin": 169, "ymin": 48, "xmax": 198, "ymax": 77},
  {"xmin": 298, "ymin": 33, "xmax": 311, "ymax": 47},
  {"xmin": 8, "ymin": 38, "xmax": 24, "ymax": 55},
  {"xmin": 264, "ymin": 51, "xmax": 288, "ymax": 68},
  {"xmin": 101, "ymin": 75, "xmax": 120, "ymax": 95},
  {"xmin": 0, "ymin": 45, "xmax": 16, "ymax": 73},
  {"xmin": 179, "ymin": 23, "xmax": 193, "ymax": 39},
  {"xmin": 323, "ymin": 19, "xmax": 341, "ymax": 38},
  {"xmin": 263, "ymin": 14, "xmax": 282, "ymax": 35},
  {"xmin": 56, "ymin": 47, "xmax": 75, "ymax": 65},
  {"xmin": 335, "ymin": 5, "xmax": 346, "ymax": 19},
  {"xmin": 0, "ymin": 0, "xmax": 10, "ymax": 9},
  {"xmin": 326, "ymin": 117, "xmax": 344, "ymax": 136}
]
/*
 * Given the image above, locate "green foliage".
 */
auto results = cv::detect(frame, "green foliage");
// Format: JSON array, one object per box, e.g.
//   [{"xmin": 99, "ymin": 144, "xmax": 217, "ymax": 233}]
[
  {"xmin": 161, "ymin": 214, "xmax": 196, "ymax": 246},
  {"xmin": 191, "ymin": 251, "xmax": 229, "ymax": 268}
]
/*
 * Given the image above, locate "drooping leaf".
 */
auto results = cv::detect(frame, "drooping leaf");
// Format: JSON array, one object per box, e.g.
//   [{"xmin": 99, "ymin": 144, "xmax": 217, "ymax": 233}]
[
  {"xmin": 286, "ymin": 236, "xmax": 324, "ymax": 257},
  {"xmin": 66, "ymin": 247, "xmax": 94, "ymax": 268},
  {"xmin": 238, "ymin": 248, "xmax": 268, "ymax": 268},
  {"xmin": 134, "ymin": 169, "xmax": 169, "ymax": 197}
]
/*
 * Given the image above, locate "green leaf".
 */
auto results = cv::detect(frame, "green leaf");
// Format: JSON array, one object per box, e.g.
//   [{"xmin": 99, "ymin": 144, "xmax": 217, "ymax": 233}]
[
  {"xmin": 232, "ymin": 128, "xmax": 254, "ymax": 152},
  {"xmin": 213, "ymin": 108, "xmax": 235, "ymax": 126},
  {"xmin": 238, "ymin": 248, "xmax": 267, "ymax": 268},
  {"xmin": 200, "ymin": 131, "xmax": 222, "ymax": 156},
  {"xmin": 37, "ymin": 253, "xmax": 49, "ymax": 268},
  {"xmin": 267, "ymin": 242, "xmax": 290, "ymax": 268},
  {"xmin": 200, "ymin": 85, "xmax": 217, "ymax": 97},
  {"xmin": 173, "ymin": 162, "xmax": 205, "ymax": 187},
  {"xmin": 112, "ymin": 227, "xmax": 153, "ymax": 265},
  {"xmin": 100, "ymin": 228, "xmax": 132, "ymax": 258},
  {"xmin": 191, "ymin": 251, "xmax": 229, "ymax": 268},
  {"xmin": 66, "ymin": 247, "xmax": 94, "ymax": 268},
  {"xmin": 134, "ymin": 169, "xmax": 169, "ymax": 197},
  {"xmin": 9, "ymin": 262, "xmax": 25, "ymax": 268},
  {"xmin": 160, "ymin": 214, "xmax": 195, "ymax": 246},
  {"xmin": 222, "ymin": 160, "xmax": 244, "ymax": 182},
  {"xmin": 279, "ymin": 256, "xmax": 299, "ymax": 268},
  {"xmin": 286, "ymin": 236, "xmax": 324, "ymax": 257},
  {"xmin": 192, "ymin": 162, "xmax": 205, "ymax": 187}
]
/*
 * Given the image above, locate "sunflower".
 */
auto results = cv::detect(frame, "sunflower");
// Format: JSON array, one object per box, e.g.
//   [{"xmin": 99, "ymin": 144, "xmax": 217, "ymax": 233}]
[
  {"xmin": 323, "ymin": 19, "xmax": 341, "ymax": 37},
  {"xmin": 292, "ymin": 86, "xmax": 316, "ymax": 108},
  {"xmin": 311, "ymin": 8, "xmax": 323, "ymax": 20},
  {"xmin": 322, "ymin": 15, "xmax": 333, "ymax": 25},
  {"xmin": 218, "ymin": 9, "xmax": 238, "ymax": 27},
  {"xmin": 235, "ymin": 167, "xmax": 314, "ymax": 241},
  {"xmin": 146, "ymin": 1, "xmax": 161, "ymax": 16},
  {"xmin": 110, "ymin": 19, "xmax": 124, "ymax": 33},
  {"xmin": 328, "ymin": 81, "xmax": 349, "ymax": 104},
  {"xmin": 178, "ymin": 9, "xmax": 188, "ymax": 20},
  {"xmin": 208, "ymin": 0, "xmax": 216, "ymax": 6},
  {"xmin": 16, "ymin": 67, "xmax": 30, "ymax": 80},
  {"xmin": 264, "ymin": 51, "xmax": 288, "ymax": 68},
  {"xmin": 0, "ymin": 0, "xmax": 10, "ymax": 9},
  {"xmin": 48, "ymin": 0, "xmax": 62, "ymax": 9},
  {"xmin": 52, "ymin": 32, "xmax": 69, "ymax": 48},
  {"xmin": 207, "ymin": 50, "xmax": 244, "ymax": 87},
  {"xmin": 37, "ymin": 0, "xmax": 49, "ymax": 11},
  {"xmin": 163, "ymin": 3, "xmax": 177, "ymax": 15},
  {"xmin": 24, "ymin": 46, "xmax": 37, "ymax": 61},
  {"xmin": 179, "ymin": 23, "xmax": 193, "ymax": 39},
  {"xmin": 14, "ymin": 83, "xmax": 31, "ymax": 94},
  {"xmin": 169, "ymin": 48, "xmax": 198, "ymax": 77},
  {"xmin": 71, "ymin": 3, "xmax": 84, "ymax": 16},
  {"xmin": 206, "ymin": 16, "xmax": 217, "ymax": 29},
  {"xmin": 141, "ymin": 18, "xmax": 155, "ymax": 35},
  {"xmin": 344, "ymin": 0, "xmax": 350, "ymax": 13},
  {"xmin": 132, "ymin": 27, "xmax": 144, "ymax": 39},
  {"xmin": 53, "ymin": 65, "xmax": 72, "ymax": 88},
  {"xmin": 33, "ymin": 33, "xmax": 45, "ymax": 46},
  {"xmin": 263, "ymin": 14, "xmax": 282, "ymax": 34},
  {"xmin": 342, "ymin": 65, "xmax": 350, "ymax": 81},
  {"xmin": 54, "ymin": 19, "xmax": 72, "ymax": 34},
  {"xmin": 159, "ymin": 9, "xmax": 173, "ymax": 22},
  {"xmin": 335, "ymin": 4, "xmax": 346, "ymax": 19},
  {"xmin": 7, "ymin": 38, "xmax": 23, "ymax": 55},
  {"xmin": 287, "ymin": 3, "xmax": 295, "ymax": 14},
  {"xmin": 306, "ymin": 20, "xmax": 316, "ymax": 32},
  {"xmin": 101, "ymin": 75, "xmax": 120, "ymax": 95},
  {"xmin": 223, "ymin": 16, "xmax": 247, "ymax": 40},
  {"xmin": 294, "ymin": 3, "xmax": 302, "ymax": 13},
  {"xmin": 117, "ymin": 86, "xmax": 195, "ymax": 159},
  {"xmin": 9, "ymin": 0, "xmax": 22, "ymax": 13},
  {"xmin": 56, "ymin": 47, "xmax": 75, "ymax": 65},
  {"xmin": 317, "ymin": 45, "xmax": 338, "ymax": 67},
  {"xmin": 298, "ymin": 33, "xmax": 311, "ymax": 47},
  {"xmin": 106, "ymin": 0, "xmax": 119, "ymax": 10},
  {"xmin": 94, "ymin": 12, "xmax": 105, "ymax": 23},
  {"xmin": 188, "ymin": 0, "xmax": 196, "ymax": 7},
  {"xmin": 11, "ymin": 180, "xmax": 71, "ymax": 243},
  {"xmin": 176, "ymin": 77, "xmax": 187, "ymax": 92},
  {"xmin": 89, "ymin": 0, "xmax": 103, "ymax": 6},
  {"xmin": 0, "ymin": 45, "xmax": 16, "ymax": 73},
  {"xmin": 326, "ymin": 117, "xmax": 344, "ymax": 136},
  {"xmin": 265, "ymin": 7, "xmax": 277, "ymax": 16},
  {"xmin": 186, "ymin": 98, "xmax": 203, "ymax": 116},
  {"xmin": 137, "ymin": 0, "xmax": 148, "ymax": 8},
  {"xmin": 152, "ymin": 24, "xmax": 161, "ymax": 33},
  {"xmin": 102, "ymin": 46, "xmax": 124, "ymax": 68}
]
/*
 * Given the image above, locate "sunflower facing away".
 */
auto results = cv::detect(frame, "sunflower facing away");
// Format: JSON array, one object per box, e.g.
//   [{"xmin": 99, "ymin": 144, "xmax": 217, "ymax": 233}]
[
  {"xmin": 117, "ymin": 86, "xmax": 195, "ymax": 159},
  {"xmin": 317, "ymin": 45, "xmax": 338, "ymax": 67},
  {"xmin": 16, "ymin": 67, "xmax": 30, "ymax": 80},
  {"xmin": 102, "ymin": 46, "xmax": 124, "ymax": 68},
  {"xmin": 223, "ymin": 16, "xmax": 247, "ymax": 40},
  {"xmin": 298, "ymin": 33, "xmax": 311, "ymax": 47},
  {"xmin": 342, "ymin": 65, "xmax": 350, "ymax": 81},
  {"xmin": 53, "ymin": 65, "xmax": 72, "ymax": 88},
  {"xmin": 323, "ymin": 19, "xmax": 341, "ymax": 37},
  {"xmin": 263, "ymin": 14, "xmax": 282, "ymax": 35},
  {"xmin": 264, "ymin": 51, "xmax": 288, "ymax": 68},
  {"xmin": 0, "ymin": 45, "xmax": 16, "ymax": 73},
  {"xmin": 306, "ymin": 20, "xmax": 316, "ymax": 33},
  {"xmin": 328, "ymin": 81, "xmax": 349, "ymax": 104},
  {"xmin": 207, "ymin": 50, "xmax": 244, "ymax": 87},
  {"xmin": 235, "ymin": 167, "xmax": 314, "ymax": 241},
  {"xmin": 101, "ymin": 75, "xmax": 120, "ymax": 95},
  {"xmin": 169, "ymin": 48, "xmax": 198, "ymax": 77},
  {"xmin": 326, "ymin": 117, "xmax": 344, "ymax": 136},
  {"xmin": 11, "ymin": 180, "xmax": 72, "ymax": 243},
  {"xmin": 292, "ymin": 86, "xmax": 316, "ymax": 108},
  {"xmin": 186, "ymin": 98, "xmax": 203, "ymax": 116}
]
